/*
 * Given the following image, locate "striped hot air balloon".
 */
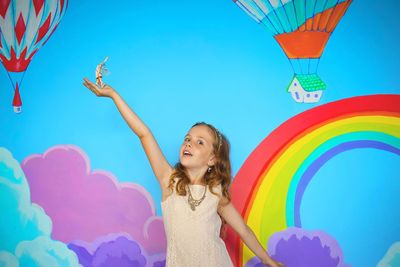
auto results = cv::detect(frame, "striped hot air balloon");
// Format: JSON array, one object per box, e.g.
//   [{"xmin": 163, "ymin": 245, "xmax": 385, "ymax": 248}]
[
  {"xmin": 234, "ymin": 0, "xmax": 352, "ymax": 103},
  {"xmin": 0, "ymin": 0, "xmax": 68, "ymax": 113}
]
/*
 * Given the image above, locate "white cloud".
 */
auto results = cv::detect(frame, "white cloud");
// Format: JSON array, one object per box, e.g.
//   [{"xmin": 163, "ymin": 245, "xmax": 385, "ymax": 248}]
[{"xmin": 0, "ymin": 147, "xmax": 81, "ymax": 267}]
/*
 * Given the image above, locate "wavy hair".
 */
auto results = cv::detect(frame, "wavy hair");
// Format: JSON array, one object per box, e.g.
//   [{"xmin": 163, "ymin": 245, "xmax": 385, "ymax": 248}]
[{"xmin": 169, "ymin": 122, "xmax": 231, "ymax": 205}]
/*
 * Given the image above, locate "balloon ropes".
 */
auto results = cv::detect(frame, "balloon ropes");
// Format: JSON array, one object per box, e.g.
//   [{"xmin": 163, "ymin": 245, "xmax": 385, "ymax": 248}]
[
  {"xmin": 234, "ymin": 0, "xmax": 352, "ymax": 103},
  {"xmin": 0, "ymin": 0, "xmax": 68, "ymax": 113}
]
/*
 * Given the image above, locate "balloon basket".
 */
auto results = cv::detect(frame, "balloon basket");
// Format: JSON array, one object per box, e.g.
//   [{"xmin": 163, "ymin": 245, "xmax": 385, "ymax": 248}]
[{"xmin": 286, "ymin": 74, "xmax": 327, "ymax": 103}]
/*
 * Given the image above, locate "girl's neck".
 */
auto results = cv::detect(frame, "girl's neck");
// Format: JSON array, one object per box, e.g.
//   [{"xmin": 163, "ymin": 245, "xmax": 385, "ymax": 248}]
[{"xmin": 185, "ymin": 168, "xmax": 206, "ymax": 185}]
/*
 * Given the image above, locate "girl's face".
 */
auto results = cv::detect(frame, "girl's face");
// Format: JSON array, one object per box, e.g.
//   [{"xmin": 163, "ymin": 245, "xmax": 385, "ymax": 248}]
[{"xmin": 179, "ymin": 125, "xmax": 216, "ymax": 170}]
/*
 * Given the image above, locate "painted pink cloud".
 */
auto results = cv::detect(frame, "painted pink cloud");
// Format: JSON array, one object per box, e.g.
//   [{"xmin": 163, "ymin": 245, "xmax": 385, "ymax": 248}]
[{"xmin": 21, "ymin": 145, "xmax": 166, "ymax": 255}]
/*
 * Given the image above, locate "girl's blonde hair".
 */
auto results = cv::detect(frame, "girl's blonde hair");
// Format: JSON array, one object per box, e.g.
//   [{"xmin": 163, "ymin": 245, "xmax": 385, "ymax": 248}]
[{"xmin": 169, "ymin": 122, "xmax": 231, "ymax": 204}]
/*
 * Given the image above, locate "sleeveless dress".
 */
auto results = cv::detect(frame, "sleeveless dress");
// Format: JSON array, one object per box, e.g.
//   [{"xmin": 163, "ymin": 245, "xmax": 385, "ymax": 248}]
[{"xmin": 161, "ymin": 182, "xmax": 234, "ymax": 267}]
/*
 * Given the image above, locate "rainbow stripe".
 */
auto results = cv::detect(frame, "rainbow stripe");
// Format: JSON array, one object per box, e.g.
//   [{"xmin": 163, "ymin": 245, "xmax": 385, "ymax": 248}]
[{"xmin": 225, "ymin": 95, "xmax": 400, "ymax": 266}]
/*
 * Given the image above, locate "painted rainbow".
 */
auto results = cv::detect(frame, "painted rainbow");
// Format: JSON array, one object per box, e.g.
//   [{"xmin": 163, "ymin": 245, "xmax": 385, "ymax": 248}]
[{"xmin": 225, "ymin": 94, "xmax": 400, "ymax": 266}]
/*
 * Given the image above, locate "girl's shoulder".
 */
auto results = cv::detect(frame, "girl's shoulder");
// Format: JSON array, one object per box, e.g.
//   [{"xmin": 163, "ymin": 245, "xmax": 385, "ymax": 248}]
[{"xmin": 208, "ymin": 182, "xmax": 224, "ymax": 198}]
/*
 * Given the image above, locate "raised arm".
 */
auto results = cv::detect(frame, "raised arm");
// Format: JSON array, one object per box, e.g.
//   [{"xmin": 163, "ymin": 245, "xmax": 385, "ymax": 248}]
[
  {"xmin": 218, "ymin": 201, "xmax": 284, "ymax": 267},
  {"xmin": 83, "ymin": 78, "xmax": 173, "ymax": 188}
]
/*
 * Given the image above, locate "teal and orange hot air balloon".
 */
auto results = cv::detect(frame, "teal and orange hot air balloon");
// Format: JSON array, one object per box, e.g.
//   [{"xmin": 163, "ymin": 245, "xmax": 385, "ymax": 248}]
[
  {"xmin": 234, "ymin": 0, "xmax": 352, "ymax": 103},
  {"xmin": 0, "ymin": 0, "xmax": 68, "ymax": 113}
]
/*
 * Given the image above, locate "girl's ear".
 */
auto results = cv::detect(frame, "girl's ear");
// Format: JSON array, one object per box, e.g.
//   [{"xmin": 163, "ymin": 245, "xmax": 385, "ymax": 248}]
[{"xmin": 208, "ymin": 154, "xmax": 216, "ymax": 167}]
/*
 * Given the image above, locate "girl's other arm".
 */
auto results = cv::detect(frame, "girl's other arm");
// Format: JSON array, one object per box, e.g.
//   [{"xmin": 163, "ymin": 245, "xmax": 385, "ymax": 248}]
[
  {"xmin": 218, "ymin": 201, "xmax": 284, "ymax": 267},
  {"xmin": 83, "ymin": 78, "xmax": 173, "ymax": 186}
]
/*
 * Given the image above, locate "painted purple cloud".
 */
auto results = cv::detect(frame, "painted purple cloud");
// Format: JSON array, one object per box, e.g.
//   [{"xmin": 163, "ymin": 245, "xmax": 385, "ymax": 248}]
[
  {"xmin": 245, "ymin": 227, "xmax": 350, "ymax": 267},
  {"xmin": 21, "ymin": 145, "xmax": 166, "ymax": 255},
  {"xmin": 68, "ymin": 233, "xmax": 166, "ymax": 267},
  {"xmin": 91, "ymin": 236, "xmax": 146, "ymax": 267}
]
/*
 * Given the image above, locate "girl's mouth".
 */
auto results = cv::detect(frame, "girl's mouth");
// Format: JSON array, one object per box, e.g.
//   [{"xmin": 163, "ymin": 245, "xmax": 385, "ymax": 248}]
[{"xmin": 183, "ymin": 150, "xmax": 192, "ymax": 156}]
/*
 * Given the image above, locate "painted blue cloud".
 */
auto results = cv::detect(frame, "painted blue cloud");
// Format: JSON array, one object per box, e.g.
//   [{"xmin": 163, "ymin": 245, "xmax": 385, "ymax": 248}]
[
  {"xmin": 377, "ymin": 242, "xmax": 400, "ymax": 267},
  {"xmin": 0, "ymin": 147, "xmax": 81, "ymax": 266},
  {"xmin": 0, "ymin": 148, "xmax": 51, "ymax": 252},
  {"xmin": 0, "ymin": 251, "xmax": 18, "ymax": 267}
]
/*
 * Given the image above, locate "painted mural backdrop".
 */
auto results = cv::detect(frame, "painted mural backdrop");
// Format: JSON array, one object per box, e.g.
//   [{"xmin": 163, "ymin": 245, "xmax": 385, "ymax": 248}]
[
  {"xmin": 1, "ymin": 0, "xmax": 399, "ymax": 267},
  {"xmin": 2, "ymin": 95, "xmax": 399, "ymax": 266}
]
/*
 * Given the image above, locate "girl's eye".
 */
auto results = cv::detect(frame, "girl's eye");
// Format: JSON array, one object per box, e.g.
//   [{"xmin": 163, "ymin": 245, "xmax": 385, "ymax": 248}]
[
  {"xmin": 197, "ymin": 140, "xmax": 204, "ymax": 145},
  {"xmin": 184, "ymin": 137, "xmax": 190, "ymax": 142}
]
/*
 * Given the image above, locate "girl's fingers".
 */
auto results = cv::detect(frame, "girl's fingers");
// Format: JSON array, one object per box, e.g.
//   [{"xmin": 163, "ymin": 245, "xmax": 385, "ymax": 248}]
[
  {"xmin": 83, "ymin": 78, "xmax": 97, "ymax": 88},
  {"xmin": 83, "ymin": 81, "xmax": 100, "ymax": 96},
  {"xmin": 83, "ymin": 78, "xmax": 102, "ymax": 95},
  {"xmin": 83, "ymin": 77, "xmax": 93, "ymax": 84}
]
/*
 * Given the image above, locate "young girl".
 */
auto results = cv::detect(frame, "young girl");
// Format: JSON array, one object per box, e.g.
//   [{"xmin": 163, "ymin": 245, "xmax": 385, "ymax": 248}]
[{"xmin": 83, "ymin": 78, "xmax": 284, "ymax": 267}]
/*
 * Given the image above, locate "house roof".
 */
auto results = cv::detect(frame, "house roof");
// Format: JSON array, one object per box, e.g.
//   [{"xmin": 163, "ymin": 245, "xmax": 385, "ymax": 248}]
[{"xmin": 287, "ymin": 74, "xmax": 327, "ymax": 92}]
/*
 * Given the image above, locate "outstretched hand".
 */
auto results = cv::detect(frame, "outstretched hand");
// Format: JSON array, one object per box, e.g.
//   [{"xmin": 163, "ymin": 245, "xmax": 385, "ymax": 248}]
[{"xmin": 83, "ymin": 78, "xmax": 116, "ymax": 98}]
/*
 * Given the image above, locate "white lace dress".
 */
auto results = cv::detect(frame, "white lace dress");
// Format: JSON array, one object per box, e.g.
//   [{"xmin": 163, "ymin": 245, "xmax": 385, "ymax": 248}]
[{"xmin": 161, "ymin": 183, "xmax": 234, "ymax": 267}]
